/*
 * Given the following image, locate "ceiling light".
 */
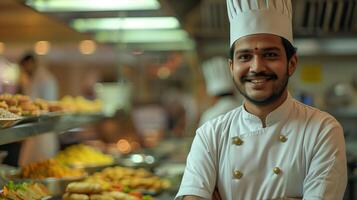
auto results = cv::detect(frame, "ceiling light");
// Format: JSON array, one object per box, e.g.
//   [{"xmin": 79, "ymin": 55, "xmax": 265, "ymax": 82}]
[
  {"xmin": 34, "ymin": 41, "xmax": 50, "ymax": 55},
  {"xmin": 72, "ymin": 17, "xmax": 180, "ymax": 32},
  {"xmin": 120, "ymin": 42, "xmax": 195, "ymax": 51},
  {"xmin": 95, "ymin": 30, "xmax": 189, "ymax": 43},
  {"xmin": 79, "ymin": 40, "xmax": 96, "ymax": 55},
  {"xmin": 26, "ymin": 0, "xmax": 160, "ymax": 12}
]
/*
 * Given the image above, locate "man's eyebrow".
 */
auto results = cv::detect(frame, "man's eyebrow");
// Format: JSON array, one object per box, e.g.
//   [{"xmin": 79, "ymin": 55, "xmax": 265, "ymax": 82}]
[
  {"xmin": 235, "ymin": 47, "xmax": 281, "ymax": 55},
  {"xmin": 261, "ymin": 47, "xmax": 281, "ymax": 52},
  {"xmin": 235, "ymin": 49, "xmax": 253, "ymax": 54}
]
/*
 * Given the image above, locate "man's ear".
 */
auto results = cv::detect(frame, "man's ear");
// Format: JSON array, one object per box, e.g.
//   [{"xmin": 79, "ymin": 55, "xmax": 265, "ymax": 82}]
[
  {"xmin": 228, "ymin": 59, "xmax": 233, "ymax": 74},
  {"xmin": 288, "ymin": 54, "xmax": 297, "ymax": 76}
]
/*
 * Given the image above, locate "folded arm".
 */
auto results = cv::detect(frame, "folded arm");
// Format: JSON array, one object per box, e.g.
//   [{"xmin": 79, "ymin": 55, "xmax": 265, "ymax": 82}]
[{"xmin": 303, "ymin": 120, "xmax": 347, "ymax": 199}]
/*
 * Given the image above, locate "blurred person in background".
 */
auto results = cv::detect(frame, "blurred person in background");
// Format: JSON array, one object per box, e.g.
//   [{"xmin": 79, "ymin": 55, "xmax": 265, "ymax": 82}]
[
  {"xmin": 162, "ymin": 81, "xmax": 198, "ymax": 138},
  {"xmin": 18, "ymin": 52, "xmax": 58, "ymax": 99},
  {"xmin": 176, "ymin": 0, "xmax": 347, "ymax": 199},
  {"xmin": 17, "ymin": 52, "xmax": 59, "ymax": 166},
  {"xmin": 0, "ymin": 57, "xmax": 21, "ymax": 166},
  {"xmin": 199, "ymin": 56, "xmax": 241, "ymax": 126}
]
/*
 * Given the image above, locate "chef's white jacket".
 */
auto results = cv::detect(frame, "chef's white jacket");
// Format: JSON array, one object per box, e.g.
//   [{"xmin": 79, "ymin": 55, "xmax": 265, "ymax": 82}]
[{"xmin": 176, "ymin": 94, "xmax": 347, "ymax": 200}]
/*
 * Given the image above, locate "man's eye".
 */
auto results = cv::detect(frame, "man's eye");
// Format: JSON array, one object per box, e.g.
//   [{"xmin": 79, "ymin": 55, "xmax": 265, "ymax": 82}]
[
  {"xmin": 237, "ymin": 54, "xmax": 251, "ymax": 61},
  {"xmin": 264, "ymin": 52, "xmax": 279, "ymax": 58}
]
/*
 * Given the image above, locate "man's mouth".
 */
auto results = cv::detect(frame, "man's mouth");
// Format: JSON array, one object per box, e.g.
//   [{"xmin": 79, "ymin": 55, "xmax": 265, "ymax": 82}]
[
  {"xmin": 250, "ymin": 79, "xmax": 267, "ymax": 83},
  {"xmin": 242, "ymin": 75, "xmax": 277, "ymax": 83}
]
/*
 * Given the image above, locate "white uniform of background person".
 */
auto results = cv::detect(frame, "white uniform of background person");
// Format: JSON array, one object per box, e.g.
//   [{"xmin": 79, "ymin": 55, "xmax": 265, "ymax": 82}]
[
  {"xmin": 19, "ymin": 56, "xmax": 59, "ymax": 166},
  {"xmin": 176, "ymin": 0, "xmax": 347, "ymax": 199},
  {"xmin": 199, "ymin": 57, "xmax": 241, "ymax": 126}
]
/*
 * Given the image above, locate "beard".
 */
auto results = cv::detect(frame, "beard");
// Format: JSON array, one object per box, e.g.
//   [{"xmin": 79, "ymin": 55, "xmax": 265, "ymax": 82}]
[{"xmin": 232, "ymin": 68, "xmax": 289, "ymax": 106}]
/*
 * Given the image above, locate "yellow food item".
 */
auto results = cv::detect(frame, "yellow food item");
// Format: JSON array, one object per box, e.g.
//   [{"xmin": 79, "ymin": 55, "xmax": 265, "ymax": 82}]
[
  {"xmin": 0, "ymin": 101, "xmax": 8, "ymax": 110},
  {"xmin": 55, "ymin": 144, "xmax": 113, "ymax": 167},
  {"xmin": 33, "ymin": 98, "xmax": 49, "ymax": 112},
  {"xmin": 60, "ymin": 96, "xmax": 102, "ymax": 113}
]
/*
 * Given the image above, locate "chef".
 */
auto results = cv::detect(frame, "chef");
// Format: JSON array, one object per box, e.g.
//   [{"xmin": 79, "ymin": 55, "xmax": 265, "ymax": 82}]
[
  {"xmin": 175, "ymin": 0, "xmax": 347, "ymax": 199},
  {"xmin": 199, "ymin": 56, "xmax": 241, "ymax": 126}
]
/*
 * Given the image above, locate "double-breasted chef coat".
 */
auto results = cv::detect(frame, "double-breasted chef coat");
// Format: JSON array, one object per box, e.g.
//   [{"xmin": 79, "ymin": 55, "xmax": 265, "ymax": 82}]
[{"xmin": 176, "ymin": 94, "xmax": 347, "ymax": 200}]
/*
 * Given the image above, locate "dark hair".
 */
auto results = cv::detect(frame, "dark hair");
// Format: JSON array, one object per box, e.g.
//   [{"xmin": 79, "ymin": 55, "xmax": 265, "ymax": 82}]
[
  {"xmin": 19, "ymin": 52, "xmax": 36, "ymax": 65},
  {"xmin": 229, "ymin": 37, "xmax": 297, "ymax": 61}
]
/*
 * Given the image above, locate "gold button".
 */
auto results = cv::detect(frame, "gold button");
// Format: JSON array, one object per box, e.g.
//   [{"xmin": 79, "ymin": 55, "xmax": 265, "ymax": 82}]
[
  {"xmin": 233, "ymin": 170, "xmax": 243, "ymax": 179},
  {"xmin": 273, "ymin": 167, "xmax": 282, "ymax": 175},
  {"xmin": 232, "ymin": 137, "xmax": 243, "ymax": 145},
  {"xmin": 279, "ymin": 135, "xmax": 287, "ymax": 143}
]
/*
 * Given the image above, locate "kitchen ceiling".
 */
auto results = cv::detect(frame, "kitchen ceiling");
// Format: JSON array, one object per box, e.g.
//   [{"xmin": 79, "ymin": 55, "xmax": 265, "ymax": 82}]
[
  {"xmin": 22, "ymin": 0, "xmax": 195, "ymax": 51},
  {"xmin": 164, "ymin": 0, "xmax": 357, "ymax": 38},
  {"xmin": 0, "ymin": 0, "xmax": 91, "ymax": 43},
  {"xmin": 3, "ymin": 0, "xmax": 357, "ymax": 55}
]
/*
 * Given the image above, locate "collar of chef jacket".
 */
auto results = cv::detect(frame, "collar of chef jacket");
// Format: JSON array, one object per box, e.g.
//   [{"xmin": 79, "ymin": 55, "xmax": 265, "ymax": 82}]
[{"xmin": 240, "ymin": 92, "xmax": 294, "ymax": 132}]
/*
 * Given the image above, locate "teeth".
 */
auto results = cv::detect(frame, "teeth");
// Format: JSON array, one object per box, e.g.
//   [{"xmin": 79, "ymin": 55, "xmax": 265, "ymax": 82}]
[{"xmin": 251, "ymin": 79, "xmax": 265, "ymax": 83}]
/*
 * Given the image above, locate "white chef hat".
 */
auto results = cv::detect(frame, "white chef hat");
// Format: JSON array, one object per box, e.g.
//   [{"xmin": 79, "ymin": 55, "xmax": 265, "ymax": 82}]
[
  {"xmin": 227, "ymin": 0, "xmax": 293, "ymax": 46},
  {"xmin": 202, "ymin": 57, "xmax": 234, "ymax": 96}
]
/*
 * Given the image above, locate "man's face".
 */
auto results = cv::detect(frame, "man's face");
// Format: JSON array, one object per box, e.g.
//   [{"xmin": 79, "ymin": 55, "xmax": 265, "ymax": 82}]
[{"xmin": 229, "ymin": 34, "xmax": 296, "ymax": 106}]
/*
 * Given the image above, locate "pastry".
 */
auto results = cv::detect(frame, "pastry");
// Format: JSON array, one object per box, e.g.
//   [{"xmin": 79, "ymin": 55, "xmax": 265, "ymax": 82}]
[{"xmin": 66, "ymin": 182, "xmax": 103, "ymax": 194}]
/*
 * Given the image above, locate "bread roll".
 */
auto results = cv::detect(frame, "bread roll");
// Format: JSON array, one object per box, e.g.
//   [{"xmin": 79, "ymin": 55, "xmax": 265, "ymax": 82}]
[
  {"xmin": 66, "ymin": 182, "xmax": 103, "ymax": 194},
  {"xmin": 63, "ymin": 193, "xmax": 90, "ymax": 200},
  {"xmin": 89, "ymin": 194, "xmax": 115, "ymax": 200},
  {"xmin": 105, "ymin": 191, "xmax": 139, "ymax": 200}
]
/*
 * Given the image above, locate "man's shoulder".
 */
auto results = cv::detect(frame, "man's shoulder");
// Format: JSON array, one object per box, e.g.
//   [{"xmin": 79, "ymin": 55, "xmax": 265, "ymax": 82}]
[
  {"xmin": 198, "ymin": 106, "xmax": 242, "ymax": 133},
  {"xmin": 292, "ymin": 99, "xmax": 340, "ymax": 126}
]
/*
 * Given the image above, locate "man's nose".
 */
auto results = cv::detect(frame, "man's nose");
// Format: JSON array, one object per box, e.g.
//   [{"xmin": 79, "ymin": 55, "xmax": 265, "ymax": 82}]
[{"xmin": 250, "ymin": 55, "xmax": 266, "ymax": 72}]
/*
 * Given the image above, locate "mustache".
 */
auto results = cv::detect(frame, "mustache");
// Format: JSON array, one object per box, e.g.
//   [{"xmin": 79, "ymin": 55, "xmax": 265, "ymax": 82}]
[{"xmin": 241, "ymin": 72, "xmax": 278, "ymax": 82}]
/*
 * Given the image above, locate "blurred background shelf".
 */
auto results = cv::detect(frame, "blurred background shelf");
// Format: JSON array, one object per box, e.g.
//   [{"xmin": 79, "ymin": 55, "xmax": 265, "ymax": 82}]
[{"xmin": 0, "ymin": 113, "xmax": 104, "ymax": 145}]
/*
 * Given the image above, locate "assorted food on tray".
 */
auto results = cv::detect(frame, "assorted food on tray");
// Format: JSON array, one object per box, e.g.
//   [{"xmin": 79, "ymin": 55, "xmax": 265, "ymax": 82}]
[
  {"xmin": 20, "ymin": 159, "xmax": 86, "ymax": 179},
  {"xmin": 0, "ymin": 109, "xmax": 21, "ymax": 119},
  {"xmin": 0, "ymin": 92, "xmax": 173, "ymax": 199},
  {"xmin": 0, "ymin": 143, "xmax": 172, "ymax": 199},
  {"xmin": 0, "ymin": 93, "xmax": 103, "ymax": 128},
  {"xmin": 68, "ymin": 166, "xmax": 170, "ymax": 199},
  {"xmin": 85, "ymin": 166, "xmax": 170, "ymax": 194},
  {"xmin": 0, "ymin": 94, "xmax": 58, "ymax": 117},
  {"xmin": 0, "ymin": 181, "xmax": 50, "ymax": 200},
  {"xmin": 63, "ymin": 182, "xmax": 155, "ymax": 200},
  {"xmin": 0, "ymin": 109, "xmax": 22, "ymax": 128}
]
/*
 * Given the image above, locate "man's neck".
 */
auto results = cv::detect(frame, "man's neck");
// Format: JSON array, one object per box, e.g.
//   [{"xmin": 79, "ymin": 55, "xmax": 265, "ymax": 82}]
[{"xmin": 244, "ymin": 91, "xmax": 288, "ymax": 127}]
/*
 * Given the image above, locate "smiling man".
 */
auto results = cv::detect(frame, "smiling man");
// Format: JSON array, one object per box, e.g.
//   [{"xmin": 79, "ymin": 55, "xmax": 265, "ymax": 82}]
[{"xmin": 175, "ymin": 0, "xmax": 347, "ymax": 200}]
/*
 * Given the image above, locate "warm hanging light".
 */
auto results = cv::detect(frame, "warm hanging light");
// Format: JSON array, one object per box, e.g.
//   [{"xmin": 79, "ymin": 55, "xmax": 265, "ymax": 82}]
[
  {"xmin": 79, "ymin": 40, "xmax": 96, "ymax": 55},
  {"xmin": 157, "ymin": 66, "xmax": 171, "ymax": 79},
  {"xmin": 34, "ymin": 41, "xmax": 50, "ymax": 55},
  {"xmin": 116, "ymin": 139, "xmax": 132, "ymax": 154},
  {"xmin": 0, "ymin": 42, "xmax": 5, "ymax": 54}
]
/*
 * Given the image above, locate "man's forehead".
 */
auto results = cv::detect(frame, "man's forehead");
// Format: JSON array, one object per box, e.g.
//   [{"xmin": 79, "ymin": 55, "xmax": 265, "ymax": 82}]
[{"xmin": 234, "ymin": 34, "xmax": 283, "ymax": 50}]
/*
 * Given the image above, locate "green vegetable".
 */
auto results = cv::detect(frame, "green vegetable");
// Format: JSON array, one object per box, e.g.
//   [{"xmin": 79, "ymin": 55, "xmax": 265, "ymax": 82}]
[
  {"xmin": 5, "ymin": 181, "xmax": 27, "ymax": 191},
  {"xmin": 7, "ymin": 181, "xmax": 14, "ymax": 190},
  {"xmin": 123, "ymin": 186, "xmax": 131, "ymax": 193},
  {"xmin": 142, "ymin": 195, "xmax": 152, "ymax": 200}
]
